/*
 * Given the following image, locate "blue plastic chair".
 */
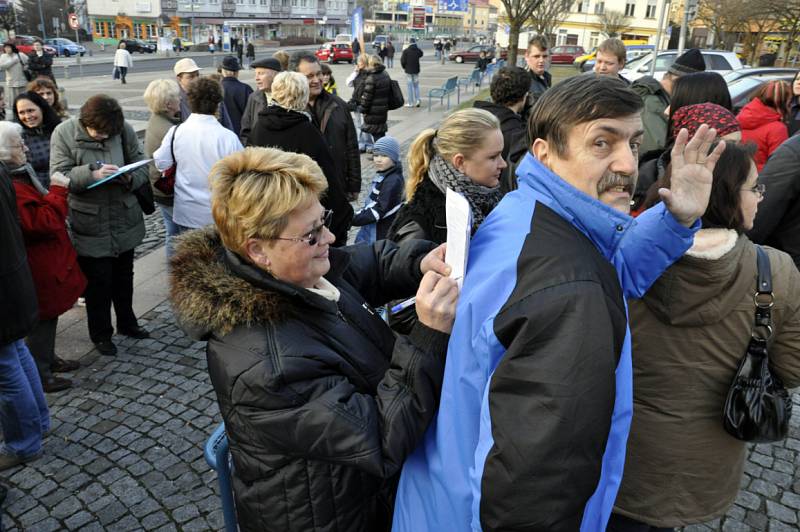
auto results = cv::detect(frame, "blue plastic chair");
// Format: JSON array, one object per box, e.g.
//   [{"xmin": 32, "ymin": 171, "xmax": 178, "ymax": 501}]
[
  {"xmin": 204, "ymin": 423, "xmax": 238, "ymax": 532},
  {"xmin": 427, "ymin": 76, "xmax": 459, "ymax": 111}
]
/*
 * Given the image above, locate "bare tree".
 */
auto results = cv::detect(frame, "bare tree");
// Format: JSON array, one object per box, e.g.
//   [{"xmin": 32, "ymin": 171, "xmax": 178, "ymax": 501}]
[
  {"xmin": 0, "ymin": 5, "xmax": 17, "ymax": 36},
  {"xmin": 696, "ymin": 0, "xmax": 752, "ymax": 49},
  {"xmin": 526, "ymin": 0, "xmax": 574, "ymax": 43},
  {"xmin": 499, "ymin": 0, "xmax": 545, "ymax": 66},
  {"xmin": 765, "ymin": 0, "xmax": 800, "ymax": 64},
  {"xmin": 598, "ymin": 10, "xmax": 632, "ymax": 38}
]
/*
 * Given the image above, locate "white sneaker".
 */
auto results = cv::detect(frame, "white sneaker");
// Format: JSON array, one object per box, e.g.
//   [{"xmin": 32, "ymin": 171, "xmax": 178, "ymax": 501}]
[{"xmin": 76, "ymin": 297, "xmax": 86, "ymax": 307}]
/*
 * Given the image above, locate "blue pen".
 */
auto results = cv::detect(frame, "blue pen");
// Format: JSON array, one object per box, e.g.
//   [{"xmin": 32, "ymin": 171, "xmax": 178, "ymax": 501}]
[{"xmin": 390, "ymin": 297, "xmax": 416, "ymax": 314}]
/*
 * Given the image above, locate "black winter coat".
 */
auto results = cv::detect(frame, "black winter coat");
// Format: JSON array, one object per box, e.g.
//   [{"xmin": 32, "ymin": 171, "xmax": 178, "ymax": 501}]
[
  {"xmin": 749, "ymin": 134, "xmax": 800, "ymax": 269},
  {"xmin": 170, "ymin": 229, "xmax": 449, "ymax": 532},
  {"xmin": 400, "ymin": 44, "xmax": 423, "ymax": 75},
  {"xmin": 360, "ymin": 65, "xmax": 391, "ymax": 135},
  {"xmin": 27, "ymin": 52, "xmax": 54, "ymax": 81},
  {"xmin": 473, "ymin": 100, "xmax": 528, "ymax": 192},
  {"xmin": 248, "ymin": 105, "xmax": 354, "ymax": 245},
  {"xmin": 221, "ymin": 76, "xmax": 253, "ymax": 137},
  {"xmin": 348, "ymin": 70, "xmax": 369, "ymax": 112},
  {"xmin": 387, "ymin": 178, "xmax": 446, "ymax": 245},
  {"xmin": 310, "ymin": 90, "xmax": 362, "ymax": 195},
  {"xmin": 0, "ymin": 163, "xmax": 38, "ymax": 344}
]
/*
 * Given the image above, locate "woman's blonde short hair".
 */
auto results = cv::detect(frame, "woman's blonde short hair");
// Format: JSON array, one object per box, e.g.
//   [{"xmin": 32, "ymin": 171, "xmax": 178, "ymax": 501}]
[
  {"xmin": 271, "ymin": 71, "xmax": 310, "ymax": 112},
  {"xmin": 143, "ymin": 79, "xmax": 180, "ymax": 115},
  {"xmin": 406, "ymin": 108, "xmax": 501, "ymax": 199},
  {"xmin": 210, "ymin": 147, "xmax": 328, "ymax": 255},
  {"xmin": 0, "ymin": 121, "xmax": 23, "ymax": 163},
  {"xmin": 356, "ymin": 54, "xmax": 369, "ymax": 69},
  {"xmin": 368, "ymin": 54, "xmax": 382, "ymax": 68}
]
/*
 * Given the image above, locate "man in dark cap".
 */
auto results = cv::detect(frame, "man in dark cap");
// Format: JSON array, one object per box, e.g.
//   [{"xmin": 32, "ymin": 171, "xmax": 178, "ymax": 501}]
[
  {"xmin": 220, "ymin": 55, "xmax": 253, "ymax": 136},
  {"xmin": 632, "ymin": 48, "xmax": 706, "ymax": 156},
  {"xmin": 239, "ymin": 57, "xmax": 282, "ymax": 144}
]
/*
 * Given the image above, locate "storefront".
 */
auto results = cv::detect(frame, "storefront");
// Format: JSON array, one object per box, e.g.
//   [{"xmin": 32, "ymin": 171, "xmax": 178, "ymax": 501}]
[{"xmin": 91, "ymin": 15, "xmax": 160, "ymax": 43}]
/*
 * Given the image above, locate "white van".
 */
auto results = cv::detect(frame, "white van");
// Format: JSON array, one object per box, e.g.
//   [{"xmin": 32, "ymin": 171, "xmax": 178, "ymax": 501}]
[{"xmin": 335, "ymin": 34, "xmax": 352, "ymax": 43}]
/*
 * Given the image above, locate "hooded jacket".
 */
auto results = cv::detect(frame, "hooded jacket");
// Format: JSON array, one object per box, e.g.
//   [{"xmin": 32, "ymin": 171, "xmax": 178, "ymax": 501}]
[
  {"xmin": 400, "ymin": 44, "xmax": 423, "ymax": 75},
  {"xmin": 392, "ymin": 153, "xmax": 699, "ymax": 532},
  {"xmin": 309, "ymin": 89, "xmax": 362, "ymax": 195},
  {"xmin": 473, "ymin": 100, "xmax": 528, "ymax": 192},
  {"xmin": 737, "ymin": 98, "xmax": 789, "ymax": 171},
  {"xmin": 614, "ymin": 231, "xmax": 800, "ymax": 527},
  {"xmin": 631, "ymin": 76, "xmax": 670, "ymax": 157},
  {"xmin": 170, "ymin": 229, "xmax": 449, "ymax": 532},
  {"xmin": 248, "ymin": 105, "xmax": 354, "ymax": 246},
  {"xmin": 748, "ymin": 134, "xmax": 800, "ymax": 269},
  {"xmin": 360, "ymin": 64, "xmax": 392, "ymax": 135},
  {"xmin": 0, "ymin": 163, "xmax": 38, "ymax": 345}
]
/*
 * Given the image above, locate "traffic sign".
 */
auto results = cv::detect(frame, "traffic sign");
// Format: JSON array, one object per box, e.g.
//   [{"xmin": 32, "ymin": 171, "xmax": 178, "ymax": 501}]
[{"xmin": 68, "ymin": 13, "xmax": 79, "ymax": 30}]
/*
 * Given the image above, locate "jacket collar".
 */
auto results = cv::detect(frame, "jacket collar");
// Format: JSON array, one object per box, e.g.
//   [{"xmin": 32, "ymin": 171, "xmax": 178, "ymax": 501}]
[{"xmin": 516, "ymin": 152, "xmax": 633, "ymax": 261}]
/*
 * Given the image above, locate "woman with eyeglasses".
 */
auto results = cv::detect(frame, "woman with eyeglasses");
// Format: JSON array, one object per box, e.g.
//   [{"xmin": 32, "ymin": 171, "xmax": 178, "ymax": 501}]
[
  {"xmin": 170, "ymin": 146, "xmax": 458, "ymax": 532},
  {"xmin": 609, "ymin": 141, "xmax": 800, "ymax": 532}
]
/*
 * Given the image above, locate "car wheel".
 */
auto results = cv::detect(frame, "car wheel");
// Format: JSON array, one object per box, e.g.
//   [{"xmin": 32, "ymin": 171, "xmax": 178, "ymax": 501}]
[
  {"xmin": 80, "ymin": 52, "xmax": 85, "ymax": 57},
  {"xmin": 63, "ymin": 49, "xmax": 70, "ymax": 57},
  {"xmin": 455, "ymin": 56, "xmax": 463, "ymax": 63}
]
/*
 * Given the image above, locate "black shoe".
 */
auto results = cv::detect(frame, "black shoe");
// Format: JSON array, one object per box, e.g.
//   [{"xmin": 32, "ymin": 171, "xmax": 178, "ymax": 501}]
[
  {"xmin": 117, "ymin": 326, "xmax": 150, "ymax": 339},
  {"xmin": 51, "ymin": 356, "xmax": 80, "ymax": 373},
  {"xmin": 95, "ymin": 340, "xmax": 117, "ymax": 356},
  {"xmin": 41, "ymin": 376, "xmax": 72, "ymax": 393},
  {"xmin": 0, "ymin": 451, "xmax": 41, "ymax": 471}
]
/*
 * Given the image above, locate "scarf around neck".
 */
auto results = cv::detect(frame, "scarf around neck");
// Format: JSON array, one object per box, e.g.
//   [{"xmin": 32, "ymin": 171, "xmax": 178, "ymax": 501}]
[{"xmin": 427, "ymin": 154, "xmax": 503, "ymax": 232}]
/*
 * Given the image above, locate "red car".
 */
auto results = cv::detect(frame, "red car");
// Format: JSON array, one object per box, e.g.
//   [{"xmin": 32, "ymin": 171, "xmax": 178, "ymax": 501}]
[
  {"xmin": 549, "ymin": 45, "xmax": 586, "ymax": 65},
  {"xmin": 315, "ymin": 43, "xmax": 353, "ymax": 64},
  {"xmin": 448, "ymin": 45, "xmax": 507, "ymax": 64},
  {"xmin": 12, "ymin": 35, "xmax": 57, "ymax": 56}
]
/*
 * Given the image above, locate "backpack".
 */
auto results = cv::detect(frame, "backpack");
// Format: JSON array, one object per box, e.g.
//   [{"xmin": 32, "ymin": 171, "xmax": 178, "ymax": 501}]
[{"xmin": 388, "ymin": 79, "xmax": 404, "ymax": 110}]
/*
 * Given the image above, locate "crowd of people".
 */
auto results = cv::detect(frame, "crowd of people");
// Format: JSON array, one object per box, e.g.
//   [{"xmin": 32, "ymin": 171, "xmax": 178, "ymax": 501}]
[{"xmin": 1, "ymin": 34, "xmax": 800, "ymax": 532}]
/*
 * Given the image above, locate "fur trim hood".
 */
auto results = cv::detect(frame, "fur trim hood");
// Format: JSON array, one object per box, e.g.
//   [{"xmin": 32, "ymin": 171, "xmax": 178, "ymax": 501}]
[{"xmin": 169, "ymin": 227, "xmax": 288, "ymax": 339}]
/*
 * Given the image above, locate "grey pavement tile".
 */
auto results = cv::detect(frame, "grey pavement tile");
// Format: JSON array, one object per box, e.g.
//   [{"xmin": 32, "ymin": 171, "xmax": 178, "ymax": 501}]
[{"xmin": 65, "ymin": 509, "xmax": 94, "ymax": 529}]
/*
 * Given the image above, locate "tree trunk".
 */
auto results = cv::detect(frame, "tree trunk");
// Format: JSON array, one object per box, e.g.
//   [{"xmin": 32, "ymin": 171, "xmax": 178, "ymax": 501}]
[{"xmin": 508, "ymin": 23, "xmax": 521, "ymax": 67}]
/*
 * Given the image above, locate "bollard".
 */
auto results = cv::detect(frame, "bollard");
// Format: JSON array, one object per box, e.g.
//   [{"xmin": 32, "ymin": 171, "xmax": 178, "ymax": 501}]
[{"xmin": 63, "ymin": 64, "xmax": 70, "ymax": 79}]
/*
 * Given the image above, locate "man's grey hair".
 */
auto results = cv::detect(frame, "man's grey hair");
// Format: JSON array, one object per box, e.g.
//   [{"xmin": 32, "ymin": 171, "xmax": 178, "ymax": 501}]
[
  {"xmin": 0, "ymin": 121, "xmax": 23, "ymax": 163},
  {"xmin": 288, "ymin": 51, "xmax": 319, "ymax": 72}
]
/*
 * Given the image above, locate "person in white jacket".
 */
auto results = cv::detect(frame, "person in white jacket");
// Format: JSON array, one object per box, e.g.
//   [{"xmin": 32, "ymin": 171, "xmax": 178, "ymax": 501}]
[
  {"xmin": 0, "ymin": 42, "xmax": 29, "ymax": 101},
  {"xmin": 154, "ymin": 77, "xmax": 242, "ymax": 232},
  {"xmin": 113, "ymin": 42, "xmax": 133, "ymax": 84}
]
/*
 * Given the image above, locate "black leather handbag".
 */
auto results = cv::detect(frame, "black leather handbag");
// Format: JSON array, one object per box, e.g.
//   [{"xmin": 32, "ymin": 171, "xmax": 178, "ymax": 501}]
[{"xmin": 722, "ymin": 246, "xmax": 792, "ymax": 443}]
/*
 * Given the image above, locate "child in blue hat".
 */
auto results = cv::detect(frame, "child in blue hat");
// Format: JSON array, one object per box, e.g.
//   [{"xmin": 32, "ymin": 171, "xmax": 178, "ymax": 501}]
[{"xmin": 353, "ymin": 136, "xmax": 405, "ymax": 244}]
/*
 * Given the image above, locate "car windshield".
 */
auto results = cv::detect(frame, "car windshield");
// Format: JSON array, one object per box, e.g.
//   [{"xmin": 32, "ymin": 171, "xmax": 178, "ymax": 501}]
[{"xmin": 624, "ymin": 52, "xmax": 652, "ymax": 70}]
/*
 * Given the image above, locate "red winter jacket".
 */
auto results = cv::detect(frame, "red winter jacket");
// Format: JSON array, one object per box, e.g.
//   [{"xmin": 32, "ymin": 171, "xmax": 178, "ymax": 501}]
[
  {"xmin": 737, "ymin": 98, "xmax": 789, "ymax": 171},
  {"xmin": 12, "ymin": 179, "xmax": 86, "ymax": 320}
]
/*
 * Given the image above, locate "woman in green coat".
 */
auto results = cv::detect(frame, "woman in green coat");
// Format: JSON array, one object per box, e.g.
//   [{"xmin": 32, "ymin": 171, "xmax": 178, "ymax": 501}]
[{"xmin": 49, "ymin": 95, "xmax": 150, "ymax": 357}]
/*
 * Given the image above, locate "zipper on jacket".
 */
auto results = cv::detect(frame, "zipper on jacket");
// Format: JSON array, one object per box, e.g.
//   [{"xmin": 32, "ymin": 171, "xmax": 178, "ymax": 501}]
[{"xmin": 336, "ymin": 309, "xmax": 349, "ymax": 324}]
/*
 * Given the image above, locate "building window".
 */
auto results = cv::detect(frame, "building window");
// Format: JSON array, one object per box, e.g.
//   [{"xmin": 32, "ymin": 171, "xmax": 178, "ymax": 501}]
[
  {"xmin": 646, "ymin": 0, "xmax": 657, "ymax": 18},
  {"xmin": 94, "ymin": 20, "xmax": 103, "ymax": 36},
  {"xmin": 624, "ymin": 1, "xmax": 635, "ymax": 16},
  {"xmin": 589, "ymin": 31, "xmax": 599, "ymax": 49},
  {"xmin": 260, "ymin": 0, "xmax": 268, "ymax": 5},
  {"xmin": 594, "ymin": 1, "xmax": 604, "ymax": 14}
]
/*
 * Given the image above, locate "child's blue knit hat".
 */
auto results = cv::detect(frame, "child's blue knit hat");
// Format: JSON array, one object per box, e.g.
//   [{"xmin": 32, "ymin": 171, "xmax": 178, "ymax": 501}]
[{"xmin": 373, "ymin": 136, "xmax": 401, "ymax": 165}]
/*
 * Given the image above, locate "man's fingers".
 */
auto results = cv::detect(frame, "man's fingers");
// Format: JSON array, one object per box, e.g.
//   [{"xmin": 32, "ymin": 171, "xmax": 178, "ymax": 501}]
[
  {"xmin": 671, "ymin": 128, "xmax": 689, "ymax": 168},
  {"xmin": 682, "ymin": 124, "xmax": 710, "ymax": 165},
  {"xmin": 704, "ymin": 139, "xmax": 727, "ymax": 171},
  {"xmin": 418, "ymin": 271, "xmax": 442, "ymax": 294},
  {"xmin": 657, "ymin": 188, "xmax": 673, "ymax": 207}
]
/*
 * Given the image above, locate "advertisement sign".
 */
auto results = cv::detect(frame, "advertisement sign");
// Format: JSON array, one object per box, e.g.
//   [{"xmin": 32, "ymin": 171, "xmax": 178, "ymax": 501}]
[
  {"xmin": 438, "ymin": 0, "xmax": 467, "ymax": 12},
  {"xmin": 410, "ymin": 6, "xmax": 426, "ymax": 30},
  {"xmin": 68, "ymin": 13, "xmax": 80, "ymax": 30},
  {"xmin": 351, "ymin": 7, "xmax": 364, "ymax": 43}
]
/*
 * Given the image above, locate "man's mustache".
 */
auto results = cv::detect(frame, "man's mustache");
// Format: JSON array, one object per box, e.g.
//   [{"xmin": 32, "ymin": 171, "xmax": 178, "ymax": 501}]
[{"xmin": 597, "ymin": 172, "xmax": 636, "ymax": 195}]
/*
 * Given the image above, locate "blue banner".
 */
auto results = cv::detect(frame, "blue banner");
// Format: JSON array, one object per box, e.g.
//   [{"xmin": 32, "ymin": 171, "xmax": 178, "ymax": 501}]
[
  {"xmin": 351, "ymin": 7, "xmax": 364, "ymax": 42},
  {"xmin": 438, "ymin": 0, "xmax": 467, "ymax": 12}
]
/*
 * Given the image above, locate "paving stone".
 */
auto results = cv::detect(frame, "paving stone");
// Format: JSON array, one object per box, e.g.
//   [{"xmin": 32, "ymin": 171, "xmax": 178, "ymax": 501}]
[
  {"xmin": 109, "ymin": 477, "xmax": 149, "ymax": 506},
  {"xmin": 77, "ymin": 482, "xmax": 108, "ymax": 504},
  {"xmin": 65, "ymin": 510, "xmax": 94, "ymax": 529},
  {"xmin": 87, "ymin": 494, "xmax": 118, "ymax": 513},
  {"xmin": 141, "ymin": 511, "xmax": 170, "ymax": 529},
  {"xmin": 769, "ymin": 519, "xmax": 798, "ymax": 532},
  {"xmin": 51, "ymin": 495, "xmax": 83, "ymax": 519},
  {"xmin": 736, "ymin": 491, "xmax": 762, "ymax": 511},
  {"xmin": 780, "ymin": 492, "xmax": 800, "ymax": 510},
  {"xmin": 77, "ymin": 521, "xmax": 105, "ymax": 532},
  {"xmin": 750, "ymin": 478, "xmax": 779, "ymax": 498},
  {"xmin": 97, "ymin": 500, "xmax": 128, "ymax": 526},
  {"xmin": 18, "ymin": 504, "xmax": 49, "ymax": 528},
  {"xmin": 182, "ymin": 516, "xmax": 210, "ymax": 531},
  {"xmin": 766, "ymin": 501, "xmax": 798, "ymax": 524},
  {"xmin": 720, "ymin": 520, "xmax": 751, "ymax": 532},
  {"xmin": 172, "ymin": 502, "xmax": 200, "ymax": 523},
  {"xmin": 109, "ymin": 514, "xmax": 142, "ymax": 530},
  {"xmin": 743, "ymin": 511, "xmax": 768, "ymax": 530}
]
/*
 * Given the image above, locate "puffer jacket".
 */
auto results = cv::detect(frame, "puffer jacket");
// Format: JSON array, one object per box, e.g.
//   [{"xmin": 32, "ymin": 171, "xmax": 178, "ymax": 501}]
[
  {"xmin": 615, "ymin": 231, "xmax": 800, "ymax": 527},
  {"xmin": 737, "ymin": 98, "xmax": 789, "ymax": 171},
  {"xmin": 360, "ymin": 65, "xmax": 392, "ymax": 136},
  {"xmin": 144, "ymin": 111, "xmax": 180, "ymax": 206},
  {"xmin": 27, "ymin": 52, "xmax": 53, "ymax": 81},
  {"xmin": 50, "ymin": 117, "xmax": 149, "ymax": 258},
  {"xmin": 0, "ymin": 163, "xmax": 38, "ymax": 345},
  {"xmin": 170, "ymin": 228, "xmax": 449, "ymax": 532}
]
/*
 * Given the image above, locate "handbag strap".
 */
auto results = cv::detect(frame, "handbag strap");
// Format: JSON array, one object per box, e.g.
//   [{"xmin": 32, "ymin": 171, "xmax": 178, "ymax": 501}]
[
  {"xmin": 753, "ymin": 245, "xmax": 774, "ymax": 340},
  {"xmin": 170, "ymin": 124, "xmax": 179, "ymax": 165}
]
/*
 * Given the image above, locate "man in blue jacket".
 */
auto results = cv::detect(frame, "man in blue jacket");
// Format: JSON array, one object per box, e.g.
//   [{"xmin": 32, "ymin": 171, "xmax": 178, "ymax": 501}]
[{"xmin": 393, "ymin": 75, "xmax": 725, "ymax": 531}]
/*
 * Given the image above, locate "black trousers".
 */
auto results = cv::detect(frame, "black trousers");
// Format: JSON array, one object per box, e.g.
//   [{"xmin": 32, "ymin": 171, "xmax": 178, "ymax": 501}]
[
  {"xmin": 607, "ymin": 513, "xmax": 675, "ymax": 532},
  {"xmin": 118, "ymin": 66, "xmax": 127, "ymax": 83},
  {"xmin": 25, "ymin": 317, "xmax": 58, "ymax": 380},
  {"xmin": 77, "ymin": 249, "xmax": 138, "ymax": 344}
]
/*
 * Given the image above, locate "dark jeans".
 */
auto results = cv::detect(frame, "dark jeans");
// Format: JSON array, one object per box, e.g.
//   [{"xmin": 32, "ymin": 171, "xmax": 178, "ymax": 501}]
[
  {"xmin": 607, "ymin": 513, "xmax": 675, "ymax": 532},
  {"xmin": 119, "ymin": 66, "xmax": 127, "ymax": 83},
  {"xmin": 77, "ymin": 249, "xmax": 138, "ymax": 344},
  {"xmin": 25, "ymin": 317, "xmax": 58, "ymax": 380}
]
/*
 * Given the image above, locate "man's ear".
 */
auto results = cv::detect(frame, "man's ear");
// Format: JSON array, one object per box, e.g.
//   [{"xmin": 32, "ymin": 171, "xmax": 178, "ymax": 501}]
[{"xmin": 532, "ymin": 138, "xmax": 550, "ymax": 166}]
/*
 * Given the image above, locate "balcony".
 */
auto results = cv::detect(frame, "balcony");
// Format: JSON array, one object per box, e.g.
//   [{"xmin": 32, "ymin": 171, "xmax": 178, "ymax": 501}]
[{"xmin": 222, "ymin": 2, "xmax": 236, "ymax": 9}]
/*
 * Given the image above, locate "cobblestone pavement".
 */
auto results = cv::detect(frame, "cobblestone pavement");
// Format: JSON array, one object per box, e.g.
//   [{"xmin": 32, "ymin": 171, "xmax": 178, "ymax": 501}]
[{"xmin": 4, "ymin": 125, "xmax": 799, "ymax": 530}]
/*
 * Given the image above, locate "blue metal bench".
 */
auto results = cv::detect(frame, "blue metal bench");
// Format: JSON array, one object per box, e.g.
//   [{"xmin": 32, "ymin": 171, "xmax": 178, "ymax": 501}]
[
  {"xmin": 458, "ymin": 68, "xmax": 483, "ymax": 97},
  {"xmin": 204, "ymin": 423, "xmax": 238, "ymax": 532},
  {"xmin": 428, "ymin": 76, "xmax": 459, "ymax": 111}
]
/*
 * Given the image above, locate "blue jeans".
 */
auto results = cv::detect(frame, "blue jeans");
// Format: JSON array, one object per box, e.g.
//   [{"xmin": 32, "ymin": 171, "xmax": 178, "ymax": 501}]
[
  {"xmin": 406, "ymin": 74, "xmax": 420, "ymax": 105},
  {"xmin": 159, "ymin": 205, "xmax": 181, "ymax": 260},
  {"xmin": 0, "ymin": 340, "xmax": 49, "ymax": 457},
  {"xmin": 386, "ymin": 57, "xmax": 394, "ymax": 68}
]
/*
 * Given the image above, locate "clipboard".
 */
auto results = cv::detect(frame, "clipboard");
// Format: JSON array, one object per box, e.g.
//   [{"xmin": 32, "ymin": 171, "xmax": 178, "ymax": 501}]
[
  {"xmin": 86, "ymin": 159, "xmax": 152, "ymax": 189},
  {"xmin": 445, "ymin": 188, "xmax": 472, "ymax": 289}
]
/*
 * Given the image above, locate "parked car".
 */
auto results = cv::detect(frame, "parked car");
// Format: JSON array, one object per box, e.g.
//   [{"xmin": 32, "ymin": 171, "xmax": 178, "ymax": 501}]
[
  {"xmin": 11, "ymin": 35, "xmax": 56, "ymax": 55},
  {"xmin": 44, "ymin": 37, "xmax": 86, "ymax": 57},
  {"xmin": 620, "ymin": 49, "xmax": 744, "ymax": 81},
  {"xmin": 315, "ymin": 42, "xmax": 354, "ymax": 64},
  {"xmin": 581, "ymin": 44, "xmax": 654, "ymax": 72},
  {"xmin": 449, "ymin": 44, "xmax": 507, "ymax": 63},
  {"xmin": 372, "ymin": 35, "xmax": 388, "ymax": 50},
  {"xmin": 726, "ymin": 70, "xmax": 798, "ymax": 113},
  {"xmin": 120, "ymin": 39, "xmax": 156, "ymax": 54},
  {"xmin": 335, "ymin": 33, "xmax": 353, "ymax": 43},
  {"xmin": 549, "ymin": 45, "xmax": 585, "ymax": 65}
]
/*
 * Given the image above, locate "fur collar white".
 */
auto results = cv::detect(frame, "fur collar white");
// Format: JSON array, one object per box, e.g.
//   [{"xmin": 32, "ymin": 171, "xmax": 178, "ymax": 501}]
[
  {"xmin": 307, "ymin": 276, "xmax": 341, "ymax": 302},
  {"xmin": 685, "ymin": 228, "xmax": 739, "ymax": 260}
]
